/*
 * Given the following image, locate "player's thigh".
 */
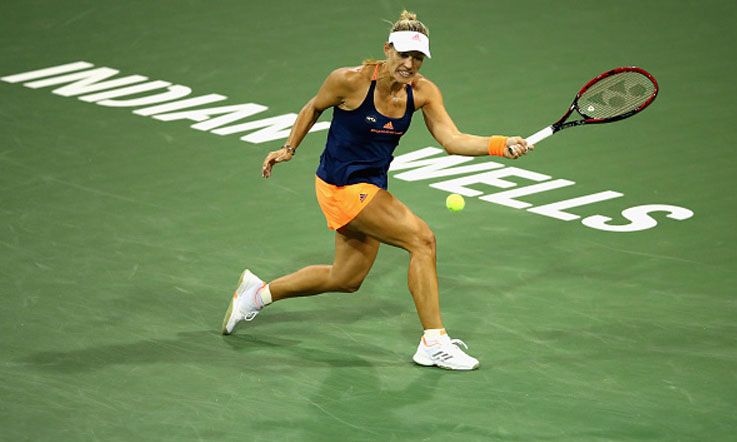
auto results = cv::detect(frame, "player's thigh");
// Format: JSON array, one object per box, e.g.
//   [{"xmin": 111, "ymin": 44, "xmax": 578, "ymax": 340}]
[
  {"xmin": 345, "ymin": 189, "xmax": 433, "ymax": 251},
  {"xmin": 330, "ymin": 228, "xmax": 380, "ymax": 287}
]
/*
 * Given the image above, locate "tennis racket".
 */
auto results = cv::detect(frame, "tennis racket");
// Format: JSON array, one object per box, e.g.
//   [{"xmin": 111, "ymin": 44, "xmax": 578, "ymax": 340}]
[{"xmin": 523, "ymin": 66, "xmax": 659, "ymax": 148}]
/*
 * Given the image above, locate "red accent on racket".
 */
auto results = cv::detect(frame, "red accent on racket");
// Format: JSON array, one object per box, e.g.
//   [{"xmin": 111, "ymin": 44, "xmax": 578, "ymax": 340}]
[{"xmin": 523, "ymin": 66, "xmax": 659, "ymax": 149}]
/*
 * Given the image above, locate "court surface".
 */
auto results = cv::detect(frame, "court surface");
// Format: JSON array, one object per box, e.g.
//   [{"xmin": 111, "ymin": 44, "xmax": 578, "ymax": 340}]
[{"xmin": 1, "ymin": 1, "xmax": 735, "ymax": 440}]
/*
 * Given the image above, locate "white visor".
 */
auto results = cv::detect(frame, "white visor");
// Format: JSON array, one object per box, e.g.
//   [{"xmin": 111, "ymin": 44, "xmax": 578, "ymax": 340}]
[{"xmin": 388, "ymin": 31, "xmax": 431, "ymax": 58}]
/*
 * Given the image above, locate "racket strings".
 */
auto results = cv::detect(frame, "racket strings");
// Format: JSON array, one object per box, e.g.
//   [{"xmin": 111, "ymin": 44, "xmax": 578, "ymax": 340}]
[{"xmin": 578, "ymin": 72, "xmax": 656, "ymax": 119}]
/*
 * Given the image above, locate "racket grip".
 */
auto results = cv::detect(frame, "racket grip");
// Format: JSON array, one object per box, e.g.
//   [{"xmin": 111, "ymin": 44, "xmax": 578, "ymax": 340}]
[{"xmin": 525, "ymin": 126, "xmax": 554, "ymax": 145}]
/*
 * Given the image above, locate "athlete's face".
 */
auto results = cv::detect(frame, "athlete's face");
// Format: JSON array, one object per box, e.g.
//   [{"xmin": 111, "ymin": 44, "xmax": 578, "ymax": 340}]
[{"xmin": 384, "ymin": 44, "xmax": 424, "ymax": 84}]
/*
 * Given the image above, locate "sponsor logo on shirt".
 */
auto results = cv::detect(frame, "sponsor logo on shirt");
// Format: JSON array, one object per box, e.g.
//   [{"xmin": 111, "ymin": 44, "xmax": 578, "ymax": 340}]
[{"xmin": 370, "ymin": 119, "xmax": 403, "ymax": 135}]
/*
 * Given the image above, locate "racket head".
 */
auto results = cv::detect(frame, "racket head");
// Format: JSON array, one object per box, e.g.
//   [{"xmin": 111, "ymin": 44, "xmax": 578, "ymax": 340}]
[{"xmin": 574, "ymin": 67, "xmax": 659, "ymax": 124}]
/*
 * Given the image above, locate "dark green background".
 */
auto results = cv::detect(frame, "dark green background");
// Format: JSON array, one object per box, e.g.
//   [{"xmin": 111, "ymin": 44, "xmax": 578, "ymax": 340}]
[{"xmin": 1, "ymin": 1, "xmax": 735, "ymax": 440}]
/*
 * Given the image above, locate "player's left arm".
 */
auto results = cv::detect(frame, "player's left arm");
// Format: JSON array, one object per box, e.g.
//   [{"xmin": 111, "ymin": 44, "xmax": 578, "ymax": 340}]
[{"xmin": 418, "ymin": 79, "xmax": 531, "ymax": 158}]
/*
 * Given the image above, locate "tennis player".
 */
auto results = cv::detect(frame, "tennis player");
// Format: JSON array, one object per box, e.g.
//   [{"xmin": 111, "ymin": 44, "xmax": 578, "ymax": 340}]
[{"xmin": 222, "ymin": 10, "xmax": 532, "ymax": 370}]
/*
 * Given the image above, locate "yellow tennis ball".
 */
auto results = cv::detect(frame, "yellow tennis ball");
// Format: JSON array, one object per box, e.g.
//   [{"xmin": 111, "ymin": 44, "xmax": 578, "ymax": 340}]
[{"xmin": 445, "ymin": 193, "xmax": 465, "ymax": 212}]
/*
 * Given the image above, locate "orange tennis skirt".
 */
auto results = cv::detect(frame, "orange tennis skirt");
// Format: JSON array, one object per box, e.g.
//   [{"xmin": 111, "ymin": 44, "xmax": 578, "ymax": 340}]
[{"xmin": 314, "ymin": 175, "xmax": 381, "ymax": 230}]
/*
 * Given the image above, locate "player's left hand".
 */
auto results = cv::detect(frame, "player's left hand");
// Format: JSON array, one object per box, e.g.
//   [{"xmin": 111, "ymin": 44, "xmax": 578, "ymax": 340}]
[{"xmin": 504, "ymin": 136, "xmax": 533, "ymax": 159}]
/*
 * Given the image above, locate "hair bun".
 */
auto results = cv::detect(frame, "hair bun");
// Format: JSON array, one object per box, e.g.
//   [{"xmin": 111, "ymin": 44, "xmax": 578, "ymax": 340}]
[
  {"xmin": 390, "ymin": 9, "xmax": 428, "ymax": 36},
  {"xmin": 399, "ymin": 10, "xmax": 417, "ymax": 21}
]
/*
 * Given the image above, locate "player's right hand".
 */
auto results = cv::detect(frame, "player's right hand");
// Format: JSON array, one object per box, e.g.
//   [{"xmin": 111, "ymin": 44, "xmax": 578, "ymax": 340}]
[
  {"xmin": 261, "ymin": 147, "xmax": 294, "ymax": 178},
  {"xmin": 504, "ymin": 136, "xmax": 533, "ymax": 159}
]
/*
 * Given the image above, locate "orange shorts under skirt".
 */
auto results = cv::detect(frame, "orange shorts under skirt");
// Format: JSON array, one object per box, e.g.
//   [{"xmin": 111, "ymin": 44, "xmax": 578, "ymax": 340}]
[{"xmin": 314, "ymin": 175, "xmax": 381, "ymax": 230}]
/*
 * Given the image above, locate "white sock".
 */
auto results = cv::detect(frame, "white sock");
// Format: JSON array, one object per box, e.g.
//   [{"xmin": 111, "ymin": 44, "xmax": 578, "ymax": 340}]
[
  {"xmin": 422, "ymin": 328, "xmax": 447, "ymax": 346},
  {"xmin": 258, "ymin": 283, "xmax": 273, "ymax": 306}
]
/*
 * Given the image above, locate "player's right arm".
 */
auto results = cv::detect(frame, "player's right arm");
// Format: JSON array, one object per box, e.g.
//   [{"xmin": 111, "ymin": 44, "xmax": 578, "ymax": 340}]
[{"xmin": 262, "ymin": 68, "xmax": 356, "ymax": 178}]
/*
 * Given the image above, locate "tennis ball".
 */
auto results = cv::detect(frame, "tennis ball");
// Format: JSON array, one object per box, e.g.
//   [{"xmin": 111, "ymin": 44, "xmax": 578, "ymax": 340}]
[{"xmin": 446, "ymin": 193, "xmax": 465, "ymax": 212}]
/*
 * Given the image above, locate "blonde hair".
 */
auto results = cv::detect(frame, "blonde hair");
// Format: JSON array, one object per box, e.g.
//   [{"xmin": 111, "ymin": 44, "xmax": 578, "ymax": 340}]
[
  {"xmin": 390, "ymin": 10, "xmax": 429, "ymax": 36},
  {"xmin": 363, "ymin": 10, "xmax": 430, "ymax": 65}
]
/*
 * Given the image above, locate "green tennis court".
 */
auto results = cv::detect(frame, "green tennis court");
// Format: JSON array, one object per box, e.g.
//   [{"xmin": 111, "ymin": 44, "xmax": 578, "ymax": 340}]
[{"xmin": 2, "ymin": 1, "xmax": 735, "ymax": 440}]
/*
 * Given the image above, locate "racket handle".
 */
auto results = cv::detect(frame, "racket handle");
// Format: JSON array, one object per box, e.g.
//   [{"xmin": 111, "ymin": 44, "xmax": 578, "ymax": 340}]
[{"xmin": 525, "ymin": 126, "xmax": 554, "ymax": 145}]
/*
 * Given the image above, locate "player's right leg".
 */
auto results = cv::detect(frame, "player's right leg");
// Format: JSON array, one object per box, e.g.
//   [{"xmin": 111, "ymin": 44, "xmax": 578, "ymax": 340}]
[{"xmin": 345, "ymin": 189, "xmax": 479, "ymax": 370}]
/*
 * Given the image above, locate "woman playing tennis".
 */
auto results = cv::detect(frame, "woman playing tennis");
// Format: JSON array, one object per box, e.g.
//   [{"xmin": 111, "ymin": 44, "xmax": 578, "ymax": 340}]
[{"xmin": 222, "ymin": 10, "xmax": 532, "ymax": 370}]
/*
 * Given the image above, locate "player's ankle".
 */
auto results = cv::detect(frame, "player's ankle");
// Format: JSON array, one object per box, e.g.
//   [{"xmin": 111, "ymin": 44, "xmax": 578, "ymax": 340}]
[
  {"xmin": 258, "ymin": 283, "xmax": 273, "ymax": 306},
  {"xmin": 422, "ymin": 328, "xmax": 447, "ymax": 346}
]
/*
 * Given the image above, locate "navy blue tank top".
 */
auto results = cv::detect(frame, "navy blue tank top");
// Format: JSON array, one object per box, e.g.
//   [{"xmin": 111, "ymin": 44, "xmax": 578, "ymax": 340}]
[{"xmin": 316, "ymin": 68, "xmax": 415, "ymax": 189}]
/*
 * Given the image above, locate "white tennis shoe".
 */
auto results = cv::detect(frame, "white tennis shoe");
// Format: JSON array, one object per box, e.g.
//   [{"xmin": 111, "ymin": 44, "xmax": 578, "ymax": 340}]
[
  {"xmin": 221, "ymin": 269, "xmax": 265, "ymax": 335},
  {"xmin": 412, "ymin": 334, "xmax": 480, "ymax": 370}
]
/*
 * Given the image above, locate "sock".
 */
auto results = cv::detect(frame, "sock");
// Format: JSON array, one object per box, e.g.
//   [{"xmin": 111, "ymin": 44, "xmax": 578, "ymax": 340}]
[
  {"xmin": 422, "ymin": 328, "xmax": 447, "ymax": 346},
  {"xmin": 258, "ymin": 283, "xmax": 273, "ymax": 306}
]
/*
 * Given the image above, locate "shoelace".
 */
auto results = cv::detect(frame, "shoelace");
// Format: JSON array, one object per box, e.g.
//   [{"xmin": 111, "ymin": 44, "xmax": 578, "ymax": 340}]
[{"xmin": 244, "ymin": 311, "xmax": 259, "ymax": 321}]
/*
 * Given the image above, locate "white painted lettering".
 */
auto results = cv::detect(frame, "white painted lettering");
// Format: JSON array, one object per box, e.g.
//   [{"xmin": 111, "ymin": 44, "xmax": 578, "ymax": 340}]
[
  {"xmin": 78, "ymin": 80, "xmax": 172, "ymax": 103},
  {"xmin": 581, "ymin": 204, "xmax": 695, "ymax": 232},
  {"xmin": 527, "ymin": 191, "xmax": 623, "ymax": 221},
  {"xmin": 152, "ymin": 103, "xmax": 269, "ymax": 132},
  {"xmin": 97, "ymin": 85, "xmax": 192, "ymax": 107},
  {"xmin": 23, "ymin": 68, "xmax": 148, "ymax": 96},
  {"xmin": 389, "ymin": 147, "xmax": 445, "ymax": 169},
  {"xmin": 2, "ymin": 60, "xmax": 332, "ymax": 145},
  {"xmin": 213, "ymin": 115, "xmax": 330, "ymax": 143},
  {"xmin": 391, "ymin": 151, "xmax": 505, "ymax": 181},
  {"xmin": 1, "ymin": 61, "xmax": 94, "ymax": 83},
  {"xmin": 133, "ymin": 94, "xmax": 227, "ymax": 116},
  {"xmin": 4, "ymin": 62, "xmax": 696, "ymax": 233},
  {"xmin": 431, "ymin": 168, "xmax": 551, "ymax": 197},
  {"xmin": 480, "ymin": 179, "xmax": 576, "ymax": 209}
]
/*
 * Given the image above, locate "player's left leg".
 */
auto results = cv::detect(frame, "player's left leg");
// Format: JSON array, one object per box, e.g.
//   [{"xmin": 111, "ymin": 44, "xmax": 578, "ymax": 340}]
[
  {"xmin": 269, "ymin": 228, "xmax": 380, "ymax": 300},
  {"xmin": 221, "ymin": 228, "xmax": 379, "ymax": 335}
]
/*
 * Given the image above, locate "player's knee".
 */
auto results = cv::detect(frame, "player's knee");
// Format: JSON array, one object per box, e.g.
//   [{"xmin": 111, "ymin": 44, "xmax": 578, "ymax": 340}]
[
  {"xmin": 336, "ymin": 278, "xmax": 363, "ymax": 293},
  {"xmin": 342, "ymin": 281, "xmax": 363, "ymax": 293},
  {"xmin": 412, "ymin": 222, "xmax": 436, "ymax": 255},
  {"xmin": 328, "ymin": 271, "xmax": 365, "ymax": 293}
]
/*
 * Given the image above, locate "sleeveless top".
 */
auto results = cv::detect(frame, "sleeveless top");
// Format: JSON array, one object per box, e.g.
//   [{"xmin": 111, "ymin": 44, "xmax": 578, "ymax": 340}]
[{"xmin": 316, "ymin": 65, "xmax": 415, "ymax": 189}]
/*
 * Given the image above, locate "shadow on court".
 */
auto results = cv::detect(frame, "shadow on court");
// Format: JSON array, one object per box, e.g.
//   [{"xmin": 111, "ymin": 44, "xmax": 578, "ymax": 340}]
[
  {"xmin": 245, "ymin": 364, "xmax": 652, "ymax": 441},
  {"xmin": 19, "ymin": 326, "xmax": 412, "ymax": 373}
]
